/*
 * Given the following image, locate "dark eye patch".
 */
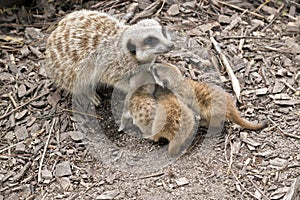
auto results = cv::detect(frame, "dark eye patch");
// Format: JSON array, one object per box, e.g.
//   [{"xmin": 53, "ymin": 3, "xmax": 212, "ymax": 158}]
[
  {"xmin": 162, "ymin": 26, "xmax": 168, "ymax": 38},
  {"xmin": 153, "ymin": 67, "xmax": 160, "ymax": 78},
  {"xmin": 144, "ymin": 36, "xmax": 159, "ymax": 46}
]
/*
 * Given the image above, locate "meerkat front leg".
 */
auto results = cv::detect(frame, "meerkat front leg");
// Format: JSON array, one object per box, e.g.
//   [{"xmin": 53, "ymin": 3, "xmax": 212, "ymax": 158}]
[
  {"xmin": 119, "ymin": 93, "xmax": 133, "ymax": 131},
  {"xmin": 118, "ymin": 68, "xmax": 157, "ymax": 132}
]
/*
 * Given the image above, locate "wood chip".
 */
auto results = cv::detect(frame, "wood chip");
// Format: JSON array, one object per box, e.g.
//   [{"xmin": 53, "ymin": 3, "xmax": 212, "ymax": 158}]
[
  {"xmin": 41, "ymin": 169, "xmax": 53, "ymax": 180},
  {"xmin": 167, "ymin": 4, "xmax": 180, "ymax": 16},
  {"xmin": 57, "ymin": 177, "xmax": 71, "ymax": 190},
  {"xmin": 274, "ymin": 100, "xmax": 300, "ymax": 106},
  {"xmin": 256, "ymin": 88, "xmax": 268, "ymax": 95},
  {"xmin": 274, "ymin": 93, "xmax": 292, "ymax": 100},
  {"xmin": 270, "ymin": 158, "xmax": 288, "ymax": 167},
  {"xmin": 240, "ymin": 132, "xmax": 261, "ymax": 147},
  {"xmin": 283, "ymin": 176, "xmax": 300, "ymax": 200},
  {"xmin": 218, "ymin": 15, "xmax": 231, "ymax": 24},
  {"xmin": 175, "ymin": 177, "xmax": 189, "ymax": 186},
  {"xmin": 271, "ymin": 187, "xmax": 290, "ymax": 200},
  {"xmin": 273, "ymin": 80, "xmax": 285, "ymax": 94},
  {"xmin": 15, "ymin": 126, "xmax": 28, "ymax": 141},
  {"xmin": 15, "ymin": 109, "xmax": 28, "ymax": 120},
  {"xmin": 67, "ymin": 131, "xmax": 84, "ymax": 141},
  {"xmin": 96, "ymin": 190, "xmax": 120, "ymax": 200}
]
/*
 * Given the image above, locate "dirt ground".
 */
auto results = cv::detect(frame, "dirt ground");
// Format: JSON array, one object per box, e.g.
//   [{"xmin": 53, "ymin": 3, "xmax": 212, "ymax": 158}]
[{"xmin": 0, "ymin": 0, "xmax": 300, "ymax": 199}]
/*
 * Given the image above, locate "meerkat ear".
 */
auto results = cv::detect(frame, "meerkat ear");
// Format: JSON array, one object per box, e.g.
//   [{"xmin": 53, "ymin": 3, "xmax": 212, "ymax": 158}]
[{"xmin": 126, "ymin": 40, "xmax": 136, "ymax": 55}]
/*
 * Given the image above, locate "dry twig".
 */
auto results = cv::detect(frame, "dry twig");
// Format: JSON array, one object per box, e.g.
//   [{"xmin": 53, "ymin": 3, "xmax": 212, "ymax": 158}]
[
  {"xmin": 267, "ymin": 116, "xmax": 300, "ymax": 140},
  {"xmin": 0, "ymin": 91, "xmax": 50, "ymax": 120},
  {"xmin": 248, "ymin": 177, "xmax": 271, "ymax": 200},
  {"xmin": 216, "ymin": 0, "xmax": 265, "ymax": 19},
  {"xmin": 38, "ymin": 118, "xmax": 56, "ymax": 183},
  {"xmin": 210, "ymin": 34, "xmax": 241, "ymax": 102}
]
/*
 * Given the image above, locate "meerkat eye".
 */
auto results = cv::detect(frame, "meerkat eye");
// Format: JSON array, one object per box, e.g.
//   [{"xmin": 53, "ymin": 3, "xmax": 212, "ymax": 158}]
[{"xmin": 144, "ymin": 36, "xmax": 159, "ymax": 46}]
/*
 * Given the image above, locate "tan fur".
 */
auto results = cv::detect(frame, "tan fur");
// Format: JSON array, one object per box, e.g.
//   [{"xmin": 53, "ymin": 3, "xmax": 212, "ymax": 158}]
[
  {"xmin": 119, "ymin": 68, "xmax": 195, "ymax": 155},
  {"xmin": 120, "ymin": 63, "xmax": 267, "ymax": 155},
  {"xmin": 45, "ymin": 10, "xmax": 173, "ymax": 105},
  {"xmin": 127, "ymin": 86, "xmax": 195, "ymax": 156},
  {"xmin": 151, "ymin": 63, "xmax": 268, "ymax": 130}
]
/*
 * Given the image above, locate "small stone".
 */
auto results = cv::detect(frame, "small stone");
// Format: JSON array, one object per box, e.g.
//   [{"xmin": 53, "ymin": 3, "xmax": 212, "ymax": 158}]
[
  {"xmin": 218, "ymin": 15, "xmax": 231, "ymax": 24},
  {"xmin": 47, "ymin": 92, "xmax": 61, "ymax": 107},
  {"xmin": 18, "ymin": 84, "xmax": 27, "ymax": 98},
  {"xmin": 15, "ymin": 143, "xmax": 25, "ymax": 153},
  {"xmin": 167, "ymin": 4, "xmax": 180, "ymax": 16},
  {"xmin": 42, "ymin": 169, "xmax": 53, "ymax": 180},
  {"xmin": 67, "ymin": 131, "xmax": 84, "ymax": 141},
  {"xmin": 175, "ymin": 177, "xmax": 189, "ymax": 186},
  {"xmin": 96, "ymin": 190, "xmax": 119, "ymax": 200},
  {"xmin": 272, "ymin": 80, "xmax": 285, "ymax": 93},
  {"xmin": 25, "ymin": 27, "xmax": 43, "ymax": 40},
  {"xmin": 55, "ymin": 161, "xmax": 72, "ymax": 177},
  {"xmin": 15, "ymin": 126, "xmax": 28, "ymax": 141}
]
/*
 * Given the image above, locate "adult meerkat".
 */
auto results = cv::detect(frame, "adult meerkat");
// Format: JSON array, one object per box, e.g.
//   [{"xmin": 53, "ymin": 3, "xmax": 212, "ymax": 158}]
[
  {"xmin": 45, "ymin": 10, "xmax": 174, "ymax": 105},
  {"xmin": 150, "ymin": 63, "xmax": 268, "ymax": 130},
  {"xmin": 119, "ymin": 68, "xmax": 196, "ymax": 156}
]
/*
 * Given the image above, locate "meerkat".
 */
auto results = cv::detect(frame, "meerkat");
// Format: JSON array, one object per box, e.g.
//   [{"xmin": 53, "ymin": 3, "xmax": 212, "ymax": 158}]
[
  {"xmin": 119, "ymin": 62, "xmax": 267, "ymax": 154},
  {"xmin": 119, "ymin": 68, "xmax": 196, "ymax": 155},
  {"xmin": 150, "ymin": 63, "xmax": 268, "ymax": 130},
  {"xmin": 45, "ymin": 10, "xmax": 174, "ymax": 106}
]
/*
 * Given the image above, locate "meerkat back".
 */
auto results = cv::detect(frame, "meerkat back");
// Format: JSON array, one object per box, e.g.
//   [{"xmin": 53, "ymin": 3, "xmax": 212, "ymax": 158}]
[{"xmin": 46, "ymin": 10, "xmax": 124, "ymax": 93}]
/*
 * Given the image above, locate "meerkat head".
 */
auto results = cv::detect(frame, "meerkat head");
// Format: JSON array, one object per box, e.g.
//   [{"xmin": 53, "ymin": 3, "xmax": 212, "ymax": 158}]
[
  {"xmin": 123, "ymin": 19, "xmax": 174, "ymax": 63},
  {"xmin": 150, "ymin": 63, "xmax": 183, "ymax": 88}
]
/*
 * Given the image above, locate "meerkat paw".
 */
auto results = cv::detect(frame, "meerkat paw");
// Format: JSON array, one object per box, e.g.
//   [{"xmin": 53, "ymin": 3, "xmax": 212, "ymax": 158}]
[
  {"xmin": 89, "ymin": 93, "xmax": 101, "ymax": 107},
  {"xmin": 119, "ymin": 111, "xmax": 131, "ymax": 131}
]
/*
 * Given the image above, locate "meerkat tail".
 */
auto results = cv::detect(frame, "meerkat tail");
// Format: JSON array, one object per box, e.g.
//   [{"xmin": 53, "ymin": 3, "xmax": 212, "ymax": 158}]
[{"xmin": 226, "ymin": 101, "xmax": 268, "ymax": 130}]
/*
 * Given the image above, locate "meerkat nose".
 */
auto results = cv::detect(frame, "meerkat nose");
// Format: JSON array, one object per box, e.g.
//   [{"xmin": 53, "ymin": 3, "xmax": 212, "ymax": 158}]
[{"xmin": 168, "ymin": 43, "xmax": 175, "ymax": 50}]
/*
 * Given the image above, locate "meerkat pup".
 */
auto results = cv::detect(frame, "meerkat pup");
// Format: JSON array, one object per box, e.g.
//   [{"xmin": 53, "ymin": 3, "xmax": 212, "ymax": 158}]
[
  {"xmin": 45, "ymin": 10, "xmax": 174, "ymax": 105},
  {"xmin": 150, "ymin": 63, "xmax": 268, "ymax": 130},
  {"xmin": 119, "ymin": 68, "xmax": 196, "ymax": 156}
]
